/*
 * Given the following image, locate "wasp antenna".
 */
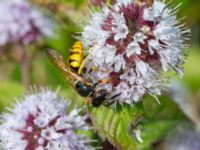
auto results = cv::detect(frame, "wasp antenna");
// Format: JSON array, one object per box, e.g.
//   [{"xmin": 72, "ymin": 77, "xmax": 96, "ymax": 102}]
[{"xmin": 109, "ymin": 93, "xmax": 121, "ymax": 100}]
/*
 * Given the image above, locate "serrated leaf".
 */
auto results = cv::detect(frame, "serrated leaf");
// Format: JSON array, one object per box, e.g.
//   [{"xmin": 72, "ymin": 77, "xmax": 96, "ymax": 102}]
[{"xmin": 89, "ymin": 102, "xmax": 143, "ymax": 150}]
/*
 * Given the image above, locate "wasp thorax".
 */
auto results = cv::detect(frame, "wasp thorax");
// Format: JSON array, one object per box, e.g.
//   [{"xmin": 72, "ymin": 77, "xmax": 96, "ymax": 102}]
[
  {"xmin": 81, "ymin": 0, "xmax": 190, "ymax": 105},
  {"xmin": 75, "ymin": 81, "xmax": 94, "ymax": 97}
]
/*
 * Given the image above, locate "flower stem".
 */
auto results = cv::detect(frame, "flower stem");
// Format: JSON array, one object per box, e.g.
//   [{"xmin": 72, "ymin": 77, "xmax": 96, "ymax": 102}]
[{"xmin": 20, "ymin": 48, "xmax": 30, "ymax": 90}]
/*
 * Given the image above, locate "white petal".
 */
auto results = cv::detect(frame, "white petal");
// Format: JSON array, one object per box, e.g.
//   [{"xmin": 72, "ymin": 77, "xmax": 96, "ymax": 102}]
[
  {"xmin": 112, "ymin": 13, "xmax": 128, "ymax": 41},
  {"xmin": 136, "ymin": 61, "xmax": 147, "ymax": 76},
  {"xmin": 134, "ymin": 32, "xmax": 147, "ymax": 44},
  {"xmin": 127, "ymin": 42, "xmax": 141, "ymax": 57},
  {"xmin": 148, "ymin": 39, "xmax": 160, "ymax": 55},
  {"xmin": 135, "ymin": 129, "xmax": 143, "ymax": 143}
]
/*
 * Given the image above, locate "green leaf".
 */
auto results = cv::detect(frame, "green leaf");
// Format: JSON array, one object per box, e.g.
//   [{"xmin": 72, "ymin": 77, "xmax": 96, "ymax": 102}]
[
  {"xmin": 183, "ymin": 48, "xmax": 200, "ymax": 91},
  {"xmin": 143, "ymin": 96, "xmax": 186, "ymax": 121},
  {"xmin": 138, "ymin": 120, "xmax": 177, "ymax": 150},
  {"xmin": 89, "ymin": 102, "xmax": 143, "ymax": 150}
]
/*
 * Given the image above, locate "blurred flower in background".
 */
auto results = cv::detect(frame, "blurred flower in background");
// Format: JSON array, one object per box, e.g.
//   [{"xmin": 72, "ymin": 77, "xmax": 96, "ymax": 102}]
[
  {"xmin": 0, "ymin": 89, "xmax": 94, "ymax": 150},
  {"xmin": 163, "ymin": 125, "xmax": 200, "ymax": 150},
  {"xmin": 0, "ymin": 0, "xmax": 52, "ymax": 48},
  {"xmin": 81, "ymin": 0, "xmax": 190, "ymax": 105},
  {"xmin": 0, "ymin": 0, "xmax": 53, "ymax": 89},
  {"xmin": 168, "ymin": 80, "xmax": 200, "ymax": 126},
  {"xmin": 159, "ymin": 82, "xmax": 200, "ymax": 150}
]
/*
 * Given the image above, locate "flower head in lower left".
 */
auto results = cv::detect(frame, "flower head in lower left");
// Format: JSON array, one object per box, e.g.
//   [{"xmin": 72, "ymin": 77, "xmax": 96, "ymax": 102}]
[{"xmin": 0, "ymin": 89, "xmax": 94, "ymax": 150}]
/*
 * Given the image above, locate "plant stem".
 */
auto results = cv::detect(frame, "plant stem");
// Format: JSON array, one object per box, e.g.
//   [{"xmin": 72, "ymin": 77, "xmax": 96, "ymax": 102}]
[{"xmin": 20, "ymin": 47, "xmax": 30, "ymax": 90}]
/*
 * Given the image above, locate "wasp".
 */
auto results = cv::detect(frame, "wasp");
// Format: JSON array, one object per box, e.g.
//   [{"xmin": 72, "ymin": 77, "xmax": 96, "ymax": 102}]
[{"xmin": 46, "ymin": 42, "xmax": 120, "ymax": 107}]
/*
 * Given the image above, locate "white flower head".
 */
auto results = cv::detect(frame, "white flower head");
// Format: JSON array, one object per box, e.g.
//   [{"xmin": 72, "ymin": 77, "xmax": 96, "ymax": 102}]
[
  {"xmin": 81, "ymin": 0, "xmax": 190, "ymax": 105},
  {"xmin": 0, "ymin": 0, "xmax": 52, "ymax": 47},
  {"xmin": 0, "ymin": 89, "xmax": 94, "ymax": 150}
]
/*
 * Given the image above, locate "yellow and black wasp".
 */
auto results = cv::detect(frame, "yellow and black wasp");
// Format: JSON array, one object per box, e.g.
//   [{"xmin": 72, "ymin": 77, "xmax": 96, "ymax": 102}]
[{"xmin": 46, "ymin": 41, "xmax": 120, "ymax": 107}]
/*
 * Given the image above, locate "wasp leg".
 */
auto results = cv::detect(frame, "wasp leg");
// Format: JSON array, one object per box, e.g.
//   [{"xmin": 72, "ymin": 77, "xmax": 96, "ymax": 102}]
[
  {"xmin": 104, "ymin": 100, "xmax": 115, "ymax": 106},
  {"xmin": 78, "ymin": 52, "xmax": 93, "ymax": 75},
  {"xmin": 78, "ymin": 59, "xmax": 86, "ymax": 74},
  {"xmin": 84, "ymin": 98, "xmax": 90, "ymax": 105},
  {"xmin": 103, "ymin": 93, "xmax": 121, "ymax": 106},
  {"xmin": 109, "ymin": 93, "xmax": 121, "ymax": 99}
]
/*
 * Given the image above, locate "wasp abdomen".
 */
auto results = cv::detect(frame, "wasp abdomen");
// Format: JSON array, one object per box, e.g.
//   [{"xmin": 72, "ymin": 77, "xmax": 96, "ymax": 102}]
[{"xmin": 69, "ymin": 41, "xmax": 84, "ymax": 70}]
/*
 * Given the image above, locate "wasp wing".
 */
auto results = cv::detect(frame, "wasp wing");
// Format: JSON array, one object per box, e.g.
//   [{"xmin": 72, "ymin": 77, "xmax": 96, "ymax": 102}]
[{"xmin": 46, "ymin": 48, "xmax": 90, "ymax": 88}]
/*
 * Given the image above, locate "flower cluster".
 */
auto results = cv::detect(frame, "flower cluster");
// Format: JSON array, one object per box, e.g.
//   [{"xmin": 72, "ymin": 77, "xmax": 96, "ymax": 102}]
[
  {"xmin": 163, "ymin": 127, "xmax": 200, "ymax": 150},
  {"xmin": 81, "ymin": 0, "xmax": 190, "ymax": 104},
  {"xmin": 0, "ymin": 89, "xmax": 94, "ymax": 150},
  {"xmin": 0, "ymin": 0, "xmax": 52, "ymax": 47}
]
